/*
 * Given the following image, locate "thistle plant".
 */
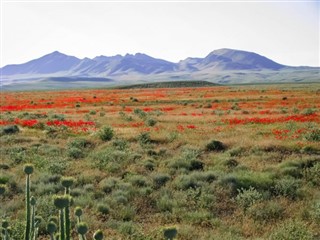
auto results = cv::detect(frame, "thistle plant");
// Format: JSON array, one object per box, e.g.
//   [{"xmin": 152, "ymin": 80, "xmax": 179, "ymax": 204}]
[
  {"xmin": 61, "ymin": 177, "xmax": 74, "ymax": 240},
  {"xmin": 53, "ymin": 195, "xmax": 70, "ymax": 240},
  {"xmin": 77, "ymin": 222, "xmax": 88, "ymax": 240},
  {"xmin": 24, "ymin": 164, "xmax": 34, "ymax": 240},
  {"xmin": 93, "ymin": 230, "xmax": 104, "ymax": 240},
  {"xmin": 47, "ymin": 221, "xmax": 57, "ymax": 240},
  {"xmin": 30, "ymin": 196, "xmax": 36, "ymax": 240},
  {"xmin": 74, "ymin": 207, "xmax": 83, "ymax": 224}
]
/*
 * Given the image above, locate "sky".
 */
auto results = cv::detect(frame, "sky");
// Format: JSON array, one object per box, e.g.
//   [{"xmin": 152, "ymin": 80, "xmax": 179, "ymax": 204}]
[{"xmin": 0, "ymin": 1, "xmax": 319, "ymax": 67}]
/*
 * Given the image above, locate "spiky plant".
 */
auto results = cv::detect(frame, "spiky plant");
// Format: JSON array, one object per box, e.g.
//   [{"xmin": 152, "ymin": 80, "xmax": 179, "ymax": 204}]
[
  {"xmin": 47, "ymin": 221, "xmax": 57, "ymax": 240},
  {"xmin": 61, "ymin": 177, "xmax": 74, "ymax": 240},
  {"xmin": 24, "ymin": 164, "xmax": 34, "ymax": 240},
  {"xmin": 93, "ymin": 230, "xmax": 104, "ymax": 240},
  {"xmin": 77, "ymin": 222, "xmax": 88, "ymax": 240},
  {"xmin": 53, "ymin": 195, "xmax": 70, "ymax": 240},
  {"xmin": 74, "ymin": 207, "xmax": 83, "ymax": 224},
  {"xmin": 30, "ymin": 196, "xmax": 36, "ymax": 240}
]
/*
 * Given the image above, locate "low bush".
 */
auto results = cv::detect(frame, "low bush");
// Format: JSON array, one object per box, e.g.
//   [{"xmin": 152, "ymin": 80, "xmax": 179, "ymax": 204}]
[
  {"xmin": 67, "ymin": 138, "xmax": 93, "ymax": 149},
  {"xmin": 97, "ymin": 126, "xmax": 114, "ymax": 141},
  {"xmin": 67, "ymin": 147, "xmax": 84, "ymax": 159},
  {"xmin": 304, "ymin": 162, "xmax": 320, "ymax": 186},
  {"xmin": 0, "ymin": 125, "xmax": 19, "ymax": 135},
  {"xmin": 273, "ymin": 177, "xmax": 301, "ymax": 200},
  {"xmin": 146, "ymin": 118, "xmax": 157, "ymax": 127},
  {"xmin": 236, "ymin": 187, "xmax": 263, "ymax": 211},
  {"xmin": 247, "ymin": 201, "xmax": 284, "ymax": 222},
  {"xmin": 269, "ymin": 220, "xmax": 313, "ymax": 240},
  {"xmin": 206, "ymin": 140, "xmax": 226, "ymax": 152},
  {"xmin": 152, "ymin": 173, "xmax": 170, "ymax": 188},
  {"xmin": 138, "ymin": 132, "xmax": 151, "ymax": 145},
  {"xmin": 113, "ymin": 138, "xmax": 129, "ymax": 151},
  {"xmin": 97, "ymin": 203, "xmax": 110, "ymax": 215}
]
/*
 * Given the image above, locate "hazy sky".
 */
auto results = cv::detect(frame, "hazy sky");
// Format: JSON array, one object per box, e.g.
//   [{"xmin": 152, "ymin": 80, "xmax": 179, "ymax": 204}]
[{"xmin": 0, "ymin": 1, "xmax": 319, "ymax": 67}]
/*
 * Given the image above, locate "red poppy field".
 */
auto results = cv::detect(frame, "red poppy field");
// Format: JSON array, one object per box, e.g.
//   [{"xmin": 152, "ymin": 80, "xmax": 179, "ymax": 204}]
[{"xmin": 0, "ymin": 83, "xmax": 320, "ymax": 239}]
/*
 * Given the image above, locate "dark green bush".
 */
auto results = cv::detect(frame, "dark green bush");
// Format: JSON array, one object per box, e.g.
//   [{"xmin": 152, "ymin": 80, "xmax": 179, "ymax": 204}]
[
  {"xmin": 67, "ymin": 147, "xmax": 84, "ymax": 159},
  {"xmin": 152, "ymin": 173, "xmax": 170, "ymax": 188},
  {"xmin": 138, "ymin": 132, "xmax": 151, "ymax": 145},
  {"xmin": 97, "ymin": 204, "xmax": 110, "ymax": 215},
  {"xmin": 304, "ymin": 129, "xmax": 320, "ymax": 142},
  {"xmin": 98, "ymin": 126, "xmax": 114, "ymax": 141},
  {"xmin": 146, "ymin": 118, "xmax": 157, "ymax": 127},
  {"xmin": 305, "ymin": 162, "xmax": 320, "ymax": 185},
  {"xmin": 1, "ymin": 125, "xmax": 19, "ymax": 135},
  {"xmin": 206, "ymin": 140, "xmax": 225, "ymax": 151}
]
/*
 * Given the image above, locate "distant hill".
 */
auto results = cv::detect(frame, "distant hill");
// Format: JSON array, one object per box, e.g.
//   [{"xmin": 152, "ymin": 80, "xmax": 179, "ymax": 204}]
[
  {"xmin": 117, "ymin": 80, "xmax": 219, "ymax": 89},
  {"xmin": 1, "ymin": 48, "xmax": 319, "ymax": 90}
]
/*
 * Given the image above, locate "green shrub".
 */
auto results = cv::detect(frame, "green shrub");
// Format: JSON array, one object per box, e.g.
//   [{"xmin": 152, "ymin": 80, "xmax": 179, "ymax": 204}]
[
  {"xmin": 220, "ymin": 171, "xmax": 274, "ymax": 194},
  {"xmin": 273, "ymin": 177, "xmax": 300, "ymax": 200},
  {"xmin": 247, "ymin": 201, "xmax": 284, "ymax": 222},
  {"xmin": 163, "ymin": 226, "xmax": 178, "ymax": 240},
  {"xmin": 169, "ymin": 148, "xmax": 204, "ymax": 172},
  {"xmin": 97, "ymin": 204, "xmax": 110, "ymax": 215},
  {"xmin": 116, "ymin": 205, "xmax": 136, "ymax": 221},
  {"xmin": 304, "ymin": 129, "xmax": 320, "ymax": 142},
  {"xmin": 128, "ymin": 175, "xmax": 148, "ymax": 187},
  {"xmin": 98, "ymin": 126, "xmax": 114, "ymax": 141},
  {"xmin": 112, "ymin": 138, "xmax": 128, "ymax": 151},
  {"xmin": 152, "ymin": 173, "xmax": 170, "ymax": 188},
  {"xmin": 143, "ymin": 160, "xmax": 155, "ymax": 171},
  {"xmin": 67, "ymin": 147, "xmax": 84, "ymax": 159},
  {"xmin": 67, "ymin": 138, "xmax": 93, "ymax": 149},
  {"xmin": 99, "ymin": 177, "xmax": 120, "ymax": 194},
  {"xmin": 302, "ymin": 108, "xmax": 316, "ymax": 116},
  {"xmin": 156, "ymin": 194, "xmax": 176, "ymax": 213},
  {"xmin": 206, "ymin": 140, "xmax": 225, "ymax": 151},
  {"xmin": 146, "ymin": 118, "xmax": 157, "ymax": 127},
  {"xmin": 174, "ymin": 175, "xmax": 201, "ymax": 190},
  {"xmin": 269, "ymin": 220, "xmax": 313, "ymax": 240},
  {"xmin": 304, "ymin": 162, "xmax": 320, "ymax": 185},
  {"xmin": 1, "ymin": 125, "xmax": 19, "ymax": 135},
  {"xmin": 236, "ymin": 187, "xmax": 263, "ymax": 211},
  {"xmin": 138, "ymin": 132, "xmax": 151, "ymax": 145}
]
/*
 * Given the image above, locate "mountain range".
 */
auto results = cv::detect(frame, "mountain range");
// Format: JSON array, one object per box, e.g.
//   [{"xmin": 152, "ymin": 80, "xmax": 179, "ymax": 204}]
[{"xmin": 1, "ymin": 48, "xmax": 319, "ymax": 90}]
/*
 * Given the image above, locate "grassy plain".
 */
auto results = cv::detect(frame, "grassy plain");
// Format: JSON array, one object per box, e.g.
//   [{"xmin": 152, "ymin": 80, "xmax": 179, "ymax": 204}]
[{"xmin": 0, "ymin": 83, "xmax": 320, "ymax": 239}]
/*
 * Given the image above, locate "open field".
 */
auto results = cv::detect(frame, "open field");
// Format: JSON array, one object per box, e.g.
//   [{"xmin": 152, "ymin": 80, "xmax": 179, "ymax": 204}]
[{"xmin": 1, "ymin": 83, "xmax": 320, "ymax": 239}]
